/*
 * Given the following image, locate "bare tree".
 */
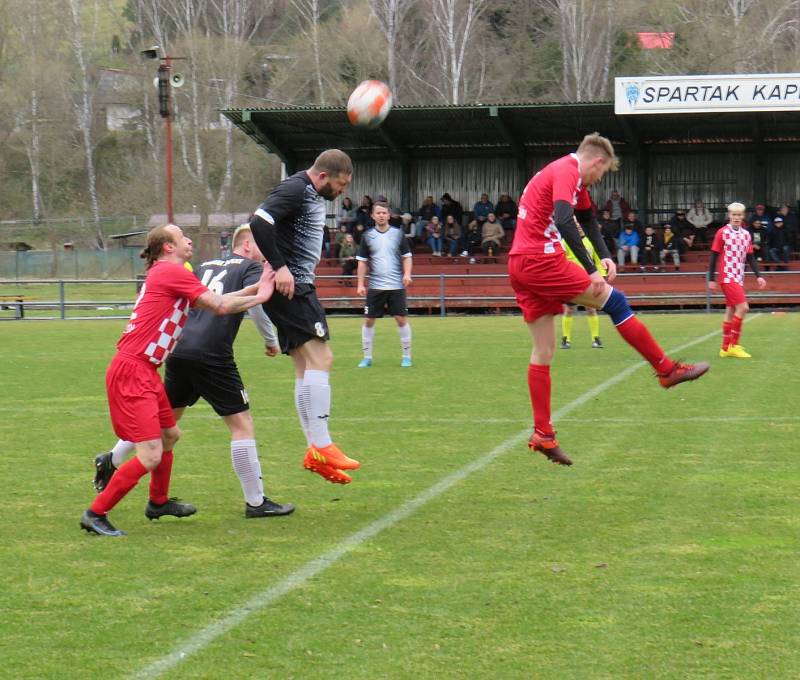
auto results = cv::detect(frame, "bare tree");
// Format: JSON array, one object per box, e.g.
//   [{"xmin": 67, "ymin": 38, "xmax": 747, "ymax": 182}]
[
  {"xmin": 429, "ymin": 0, "xmax": 489, "ymax": 104},
  {"xmin": 66, "ymin": 0, "xmax": 104, "ymax": 247},
  {"xmin": 206, "ymin": 0, "xmax": 268, "ymax": 210},
  {"xmin": 291, "ymin": 0, "xmax": 326, "ymax": 104},
  {"xmin": 672, "ymin": 0, "xmax": 800, "ymax": 74},
  {"xmin": 368, "ymin": 0, "xmax": 416, "ymax": 98},
  {"xmin": 539, "ymin": 0, "xmax": 615, "ymax": 102}
]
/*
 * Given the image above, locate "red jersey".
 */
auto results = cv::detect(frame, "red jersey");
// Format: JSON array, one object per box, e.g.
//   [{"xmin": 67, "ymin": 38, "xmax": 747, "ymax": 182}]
[
  {"xmin": 711, "ymin": 224, "xmax": 753, "ymax": 284},
  {"xmin": 117, "ymin": 260, "xmax": 208, "ymax": 367},
  {"xmin": 510, "ymin": 154, "xmax": 592, "ymax": 258}
]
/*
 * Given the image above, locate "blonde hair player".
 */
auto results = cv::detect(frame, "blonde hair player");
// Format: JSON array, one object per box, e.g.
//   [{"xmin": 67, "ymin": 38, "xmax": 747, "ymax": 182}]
[{"xmin": 707, "ymin": 202, "xmax": 767, "ymax": 358}]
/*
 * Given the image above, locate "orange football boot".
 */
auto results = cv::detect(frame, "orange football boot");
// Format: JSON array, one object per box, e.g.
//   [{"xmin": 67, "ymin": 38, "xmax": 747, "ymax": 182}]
[
  {"xmin": 303, "ymin": 449, "xmax": 353, "ymax": 484},
  {"xmin": 658, "ymin": 361, "xmax": 710, "ymax": 388},
  {"xmin": 308, "ymin": 443, "xmax": 360, "ymax": 470},
  {"xmin": 528, "ymin": 431, "xmax": 573, "ymax": 466}
]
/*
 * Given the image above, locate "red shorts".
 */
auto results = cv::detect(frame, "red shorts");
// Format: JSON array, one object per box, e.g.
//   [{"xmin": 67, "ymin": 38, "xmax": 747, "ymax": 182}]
[
  {"xmin": 106, "ymin": 353, "xmax": 176, "ymax": 443},
  {"xmin": 508, "ymin": 253, "xmax": 592, "ymax": 322},
  {"xmin": 720, "ymin": 281, "xmax": 747, "ymax": 307}
]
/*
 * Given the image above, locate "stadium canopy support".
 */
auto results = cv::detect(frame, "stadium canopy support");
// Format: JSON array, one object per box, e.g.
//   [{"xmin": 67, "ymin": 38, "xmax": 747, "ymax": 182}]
[{"xmin": 489, "ymin": 106, "xmax": 529, "ymax": 189}]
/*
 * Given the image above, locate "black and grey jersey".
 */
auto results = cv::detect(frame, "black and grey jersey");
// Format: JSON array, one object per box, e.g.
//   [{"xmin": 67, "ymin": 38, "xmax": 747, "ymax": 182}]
[
  {"xmin": 171, "ymin": 256, "xmax": 263, "ymax": 362},
  {"xmin": 356, "ymin": 226, "xmax": 412, "ymax": 290},
  {"xmin": 250, "ymin": 171, "xmax": 326, "ymax": 285}
]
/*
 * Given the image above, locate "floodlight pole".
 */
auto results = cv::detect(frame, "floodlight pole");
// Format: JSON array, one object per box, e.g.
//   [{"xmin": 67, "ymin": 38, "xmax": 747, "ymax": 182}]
[{"xmin": 157, "ymin": 57, "xmax": 175, "ymax": 224}]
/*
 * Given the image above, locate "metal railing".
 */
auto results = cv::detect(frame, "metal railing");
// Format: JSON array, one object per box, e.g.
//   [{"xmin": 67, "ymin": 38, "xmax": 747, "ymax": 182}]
[{"xmin": 1, "ymin": 271, "xmax": 798, "ymax": 321}]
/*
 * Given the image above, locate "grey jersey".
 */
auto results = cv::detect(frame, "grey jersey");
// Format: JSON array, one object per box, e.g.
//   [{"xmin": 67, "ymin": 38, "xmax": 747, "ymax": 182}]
[
  {"xmin": 253, "ymin": 171, "xmax": 326, "ymax": 284},
  {"xmin": 171, "ymin": 256, "xmax": 262, "ymax": 361},
  {"xmin": 356, "ymin": 226, "xmax": 412, "ymax": 290}
]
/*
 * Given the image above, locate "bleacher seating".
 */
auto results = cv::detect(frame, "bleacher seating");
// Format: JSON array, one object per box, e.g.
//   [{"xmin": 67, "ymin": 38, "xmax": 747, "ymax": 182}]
[{"xmin": 316, "ymin": 246, "xmax": 800, "ymax": 313}]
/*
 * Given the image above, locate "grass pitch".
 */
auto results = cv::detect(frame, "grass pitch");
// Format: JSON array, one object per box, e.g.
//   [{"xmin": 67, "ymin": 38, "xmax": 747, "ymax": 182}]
[{"xmin": 0, "ymin": 313, "xmax": 798, "ymax": 679}]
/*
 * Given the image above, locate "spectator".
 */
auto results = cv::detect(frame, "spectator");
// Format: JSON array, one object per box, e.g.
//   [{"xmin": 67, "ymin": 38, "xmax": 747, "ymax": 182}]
[
  {"xmin": 440, "ymin": 193, "xmax": 464, "ymax": 226},
  {"xmin": 322, "ymin": 223, "xmax": 331, "ymax": 258},
  {"xmin": 623, "ymin": 210, "xmax": 644, "ymax": 237},
  {"xmin": 603, "ymin": 189, "xmax": 631, "ymax": 226},
  {"xmin": 355, "ymin": 195, "xmax": 374, "ymax": 230},
  {"xmin": 640, "ymin": 225, "xmax": 663, "ymax": 270},
  {"xmin": 219, "ymin": 230, "xmax": 231, "ymax": 258},
  {"xmin": 416, "ymin": 195, "xmax": 441, "ymax": 238},
  {"xmin": 444, "ymin": 214, "xmax": 462, "ymax": 256},
  {"xmin": 750, "ymin": 204, "xmax": 772, "ymax": 231},
  {"xmin": 778, "ymin": 203, "xmax": 799, "ymax": 251},
  {"xmin": 473, "ymin": 193, "xmax": 494, "ymax": 224},
  {"xmin": 495, "ymin": 193, "xmax": 518, "ymax": 234},
  {"xmin": 481, "ymin": 213, "xmax": 504, "ymax": 255},
  {"xmin": 661, "ymin": 225, "xmax": 681, "ymax": 269},
  {"xmin": 617, "ymin": 223, "xmax": 640, "ymax": 267},
  {"xmin": 669, "ymin": 210, "xmax": 693, "ymax": 249},
  {"xmin": 461, "ymin": 220, "xmax": 482, "ymax": 255},
  {"xmin": 427, "ymin": 218, "xmax": 443, "ymax": 256},
  {"xmin": 338, "ymin": 197, "xmax": 357, "ymax": 232},
  {"xmin": 768, "ymin": 216, "xmax": 791, "ymax": 270},
  {"xmin": 333, "ymin": 224, "xmax": 348, "ymax": 258},
  {"xmin": 748, "ymin": 219, "xmax": 768, "ymax": 262},
  {"xmin": 400, "ymin": 212, "xmax": 416, "ymax": 245},
  {"xmin": 598, "ymin": 208, "xmax": 619, "ymax": 253},
  {"xmin": 686, "ymin": 199, "xmax": 713, "ymax": 246},
  {"xmin": 339, "ymin": 233, "xmax": 359, "ymax": 275},
  {"xmin": 353, "ymin": 220, "xmax": 367, "ymax": 245}
]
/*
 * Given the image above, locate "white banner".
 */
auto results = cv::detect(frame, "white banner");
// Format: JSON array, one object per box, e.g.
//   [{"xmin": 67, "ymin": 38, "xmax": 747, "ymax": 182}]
[{"xmin": 615, "ymin": 73, "xmax": 800, "ymax": 115}]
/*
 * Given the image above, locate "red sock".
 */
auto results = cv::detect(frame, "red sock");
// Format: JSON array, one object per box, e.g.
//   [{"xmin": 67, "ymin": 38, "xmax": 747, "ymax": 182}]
[
  {"xmin": 616, "ymin": 316, "xmax": 675, "ymax": 375},
  {"xmin": 91, "ymin": 456, "xmax": 148, "ymax": 515},
  {"xmin": 149, "ymin": 450, "xmax": 174, "ymax": 505},
  {"xmin": 730, "ymin": 315, "xmax": 743, "ymax": 347},
  {"xmin": 721, "ymin": 321, "xmax": 733, "ymax": 350},
  {"xmin": 528, "ymin": 364, "xmax": 553, "ymax": 436}
]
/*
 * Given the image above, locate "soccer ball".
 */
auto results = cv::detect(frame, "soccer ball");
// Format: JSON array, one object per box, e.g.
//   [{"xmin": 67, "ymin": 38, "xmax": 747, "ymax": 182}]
[{"xmin": 346, "ymin": 80, "xmax": 392, "ymax": 128}]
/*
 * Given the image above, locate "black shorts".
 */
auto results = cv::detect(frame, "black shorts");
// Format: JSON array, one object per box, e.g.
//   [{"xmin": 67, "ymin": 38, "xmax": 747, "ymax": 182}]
[
  {"xmin": 263, "ymin": 283, "xmax": 330, "ymax": 354},
  {"xmin": 164, "ymin": 356, "xmax": 249, "ymax": 417},
  {"xmin": 365, "ymin": 289, "xmax": 408, "ymax": 318}
]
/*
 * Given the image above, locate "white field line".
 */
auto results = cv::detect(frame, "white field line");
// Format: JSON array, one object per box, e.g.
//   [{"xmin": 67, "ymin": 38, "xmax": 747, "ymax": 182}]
[{"xmin": 130, "ymin": 320, "xmax": 747, "ymax": 679}]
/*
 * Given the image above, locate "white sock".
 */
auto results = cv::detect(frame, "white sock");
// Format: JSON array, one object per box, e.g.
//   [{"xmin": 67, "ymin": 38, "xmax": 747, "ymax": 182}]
[
  {"xmin": 398, "ymin": 323, "xmax": 412, "ymax": 359},
  {"xmin": 303, "ymin": 369, "xmax": 332, "ymax": 448},
  {"xmin": 230, "ymin": 439, "xmax": 264, "ymax": 507},
  {"xmin": 362, "ymin": 325, "xmax": 375, "ymax": 359},
  {"xmin": 295, "ymin": 378, "xmax": 312, "ymax": 445},
  {"xmin": 111, "ymin": 439, "xmax": 135, "ymax": 467}
]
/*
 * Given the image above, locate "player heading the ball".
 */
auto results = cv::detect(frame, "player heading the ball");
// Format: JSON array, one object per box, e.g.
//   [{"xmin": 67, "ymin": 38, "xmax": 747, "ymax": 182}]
[{"xmin": 508, "ymin": 132, "xmax": 709, "ymax": 466}]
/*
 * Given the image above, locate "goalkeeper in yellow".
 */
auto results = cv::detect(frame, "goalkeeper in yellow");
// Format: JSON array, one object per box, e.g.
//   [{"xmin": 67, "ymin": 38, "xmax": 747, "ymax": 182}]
[{"xmin": 560, "ymin": 221, "xmax": 606, "ymax": 349}]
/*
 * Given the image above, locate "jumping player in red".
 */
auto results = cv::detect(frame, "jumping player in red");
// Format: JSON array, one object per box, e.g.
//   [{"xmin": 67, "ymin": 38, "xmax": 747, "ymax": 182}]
[
  {"xmin": 509, "ymin": 133, "xmax": 710, "ymax": 466},
  {"xmin": 707, "ymin": 201, "xmax": 766, "ymax": 358},
  {"xmin": 80, "ymin": 224, "xmax": 275, "ymax": 536}
]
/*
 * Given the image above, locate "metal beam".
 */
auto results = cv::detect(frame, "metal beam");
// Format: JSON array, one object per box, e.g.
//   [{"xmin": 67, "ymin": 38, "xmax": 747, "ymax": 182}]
[
  {"xmin": 376, "ymin": 122, "xmax": 411, "ymax": 211},
  {"xmin": 752, "ymin": 117, "xmax": 766, "ymax": 206},
  {"xmin": 489, "ymin": 106, "xmax": 528, "ymax": 186},
  {"xmin": 224, "ymin": 109, "xmax": 294, "ymax": 170}
]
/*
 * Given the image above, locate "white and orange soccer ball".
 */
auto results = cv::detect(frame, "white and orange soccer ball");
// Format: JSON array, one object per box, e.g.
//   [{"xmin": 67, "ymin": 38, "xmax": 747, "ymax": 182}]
[{"xmin": 346, "ymin": 80, "xmax": 392, "ymax": 128}]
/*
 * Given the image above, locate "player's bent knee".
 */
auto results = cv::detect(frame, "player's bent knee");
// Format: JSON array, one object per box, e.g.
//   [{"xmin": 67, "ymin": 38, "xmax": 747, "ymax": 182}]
[
  {"xmin": 600, "ymin": 288, "xmax": 634, "ymax": 326},
  {"xmin": 162, "ymin": 425, "xmax": 181, "ymax": 450},
  {"xmin": 135, "ymin": 439, "xmax": 164, "ymax": 470}
]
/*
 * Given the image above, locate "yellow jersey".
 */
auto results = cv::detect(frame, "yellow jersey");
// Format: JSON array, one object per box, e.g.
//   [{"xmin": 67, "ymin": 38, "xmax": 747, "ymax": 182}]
[{"xmin": 563, "ymin": 236, "xmax": 607, "ymax": 277}]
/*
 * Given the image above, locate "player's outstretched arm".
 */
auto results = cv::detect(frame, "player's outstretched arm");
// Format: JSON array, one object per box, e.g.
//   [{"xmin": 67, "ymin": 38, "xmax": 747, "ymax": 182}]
[{"xmin": 196, "ymin": 267, "xmax": 275, "ymax": 315}]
